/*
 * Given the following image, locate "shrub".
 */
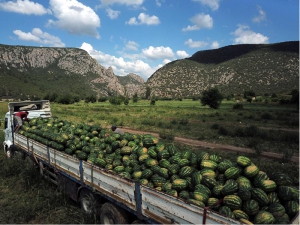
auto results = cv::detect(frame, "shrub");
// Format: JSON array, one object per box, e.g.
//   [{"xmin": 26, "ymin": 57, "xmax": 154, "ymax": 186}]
[
  {"xmin": 218, "ymin": 126, "xmax": 230, "ymax": 135},
  {"xmin": 98, "ymin": 97, "xmax": 107, "ymax": 102},
  {"xmin": 261, "ymin": 112, "xmax": 273, "ymax": 120},
  {"xmin": 109, "ymin": 97, "xmax": 123, "ymax": 105},
  {"xmin": 233, "ymin": 103, "xmax": 244, "ymax": 109},
  {"xmin": 179, "ymin": 118, "xmax": 189, "ymax": 125},
  {"xmin": 244, "ymin": 125, "xmax": 259, "ymax": 137},
  {"xmin": 150, "ymin": 99, "xmax": 156, "ymax": 105},
  {"xmin": 200, "ymin": 87, "xmax": 223, "ymax": 109},
  {"xmin": 211, "ymin": 124, "xmax": 220, "ymax": 130},
  {"xmin": 124, "ymin": 98, "xmax": 129, "ymax": 105},
  {"xmin": 159, "ymin": 131, "xmax": 175, "ymax": 141}
]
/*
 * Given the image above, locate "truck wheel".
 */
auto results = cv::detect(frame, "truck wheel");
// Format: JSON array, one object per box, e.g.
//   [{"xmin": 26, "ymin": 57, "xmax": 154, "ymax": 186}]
[
  {"xmin": 100, "ymin": 202, "xmax": 129, "ymax": 224},
  {"xmin": 79, "ymin": 189, "xmax": 101, "ymax": 218}
]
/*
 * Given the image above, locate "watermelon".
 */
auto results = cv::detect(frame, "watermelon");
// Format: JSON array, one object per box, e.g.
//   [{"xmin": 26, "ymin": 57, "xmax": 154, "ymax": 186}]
[
  {"xmin": 251, "ymin": 188, "xmax": 269, "ymax": 207},
  {"xmin": 224, "ymin": 167, "xmax": 241, "ymax": 180},
  {"xmin": 236, "ymin": 156, "xmax": 251, "ymax": 167},
  {"xmin": 221, "ymin": 179, "xmax": 238, "ymax": 196},
  {"xmin": 244, "ymin": 164, "xmax": 259, "ymax": 178},
  {"xmin": 233, "ymin": 210, "xmax": 249, "ymax": 220},
  {"xmin": 192, "ymin": 191, "xmax": 209, "ymax": 203},
  {"xmin": 285, "ymin": 200, "xmax": 299, "ymax": 218},
  {"xmin": 259, "ymin": 179, "xmax": 277, "ymax": 192},
  {"xmin": 179, "ymin": 166, "xmax": 194, "ymax": 178},
  {"xmin": 267, "ymin": 203, "xmax": 286, "ymax": 217},
  {"xmin": 172, "ymin": 179, "xmax": 188, "ymax": 191},
  {"xmin": 242, "ymin": 199, "xmax": 260, "ymax": 216},
  {"xmin": 223, "ymin": 195, "xmax": 242, "ymax": 210},
  {"xmin": 218, "ymin": 206, "xmax": 235, "ymax": 219},
  {"xmin": 253, "ymin": 211, "xmax": 275, "ymax": 224}
]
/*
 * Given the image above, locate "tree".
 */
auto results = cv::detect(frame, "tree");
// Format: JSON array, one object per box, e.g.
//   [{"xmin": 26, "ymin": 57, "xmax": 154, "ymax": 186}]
[
  {"xmin": 145, "ymin": 86, "xmax": 151, "ymax": 100},
  {"xmin": 290, "ymin": 89, "xmax": 299, "ymax": 108},
  {"xmin": 200, "ymin": 87, "xmax": 223, "ymax": 109},
  {"xmin": 132, "ymin": 92, "xmax": 138, "ymax": 103},
  {"xmin": 244, "ymin": 90, "xmax": 256, "ymax": 98}
]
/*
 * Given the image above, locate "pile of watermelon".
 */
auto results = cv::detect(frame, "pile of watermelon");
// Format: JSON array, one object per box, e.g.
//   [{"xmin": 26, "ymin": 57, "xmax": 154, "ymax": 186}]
[{"xmin": 19, "ymin": 117, "xmax": 299, "ymax": 224}]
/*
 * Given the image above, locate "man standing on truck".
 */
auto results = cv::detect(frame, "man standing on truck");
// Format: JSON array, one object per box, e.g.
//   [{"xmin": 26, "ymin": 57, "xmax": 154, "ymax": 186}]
[
  {"xmin": 14, "ymin": 111, "xmax": 29, "ymax": 133},
  {"xmin": 111, "ymin": 125, "xmax": 124, "ymax": 135}
]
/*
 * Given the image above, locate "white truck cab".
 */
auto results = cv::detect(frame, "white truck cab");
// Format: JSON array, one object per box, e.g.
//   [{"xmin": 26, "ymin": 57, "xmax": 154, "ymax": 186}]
[{"xmin": 3, "ymin": 100, "xmax": 52, "ymax": 157}]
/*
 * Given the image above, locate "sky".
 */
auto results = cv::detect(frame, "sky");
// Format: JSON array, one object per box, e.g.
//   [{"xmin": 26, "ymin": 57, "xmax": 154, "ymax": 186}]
[{"xmin": 0, "ymin": 0, "xmax": 299, "ymax": 81}]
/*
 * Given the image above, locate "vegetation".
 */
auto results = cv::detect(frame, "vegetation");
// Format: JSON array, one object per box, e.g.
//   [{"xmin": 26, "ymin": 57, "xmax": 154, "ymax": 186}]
[{"xmin": 200, "ymin": 87, "xmax": 223, "ymax": 109}]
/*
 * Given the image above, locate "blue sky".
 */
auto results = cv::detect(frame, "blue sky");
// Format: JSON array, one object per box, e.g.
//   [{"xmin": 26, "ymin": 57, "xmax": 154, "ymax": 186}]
[{"xmin": 0, "ymin": 0, "xmax": 298, "ymax": 81}]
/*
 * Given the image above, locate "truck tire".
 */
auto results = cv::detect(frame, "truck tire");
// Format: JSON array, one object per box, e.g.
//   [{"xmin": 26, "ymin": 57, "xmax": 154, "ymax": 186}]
[
  {"xmin": 79, "ymin": 189, "xmax": 101, "ymax": 218},
  {"xmin": 100, "ymin": 202, "xmax": 129, "ymax": 224}
]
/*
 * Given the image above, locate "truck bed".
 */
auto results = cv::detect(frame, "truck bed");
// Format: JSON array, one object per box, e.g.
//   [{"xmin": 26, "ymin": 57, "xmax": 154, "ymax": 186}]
[{"xmin": 14, "ymin": 133, "xmax": 241, "ymax": 224}]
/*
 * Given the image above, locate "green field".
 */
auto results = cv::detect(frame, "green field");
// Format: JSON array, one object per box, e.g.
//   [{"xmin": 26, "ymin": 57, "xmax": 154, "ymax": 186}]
[{"xmin": 48, "ymin": 99, "xmax": 299, "ymax": 155}]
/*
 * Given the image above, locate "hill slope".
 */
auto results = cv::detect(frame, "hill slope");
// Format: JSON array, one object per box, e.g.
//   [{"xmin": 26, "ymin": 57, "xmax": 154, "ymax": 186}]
[
  {"xmin": 0, "ymin": 41, "xmax": 298, "ymax": 100},
  {"xmin": 146, "ymin": 41, "xmax": 299, "ymax": 98},
  {"xmin": 0, "ymin": 44, "xmax": 144, "ymax": 100}
]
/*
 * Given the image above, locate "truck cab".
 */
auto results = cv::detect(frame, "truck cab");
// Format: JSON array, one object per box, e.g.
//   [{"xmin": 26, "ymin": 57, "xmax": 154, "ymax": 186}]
[{"xmin": 3, "ymin": 100, "xmax": 52, "ymax": 157}]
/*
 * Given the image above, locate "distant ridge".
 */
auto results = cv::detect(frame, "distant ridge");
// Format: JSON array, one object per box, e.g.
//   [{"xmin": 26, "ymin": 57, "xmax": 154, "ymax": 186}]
[{"xmin": 146, "ymin": 41, "xmax": 299, "ymax": 98}]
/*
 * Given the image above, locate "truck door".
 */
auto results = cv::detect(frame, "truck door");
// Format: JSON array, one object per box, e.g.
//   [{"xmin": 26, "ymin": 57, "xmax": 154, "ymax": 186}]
[{"xmin": 4, "ymin": 115, "xmax": 13, "ymax": 143}]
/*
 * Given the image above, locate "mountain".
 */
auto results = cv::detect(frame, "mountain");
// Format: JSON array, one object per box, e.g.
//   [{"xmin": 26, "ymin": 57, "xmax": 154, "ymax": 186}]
[
  {"xmin": 146, "ymin": 41, "xmax": 299, "ymax": 98},
  {"xmin": 0, "ymin": 44, "xmax": 144, "ymax": 100},
  {"xmin": 0, "ymin": 41, "xmax": 298, "ymax": 101}
]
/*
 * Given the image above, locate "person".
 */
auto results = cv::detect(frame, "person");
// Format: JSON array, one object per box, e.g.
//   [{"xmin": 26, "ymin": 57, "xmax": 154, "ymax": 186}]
[
  {"xmin": 14, "ymin": 111, "xmax": 29, "ymax": 133},
  {"xmin": 111, "ymin": 125, "xmax": 124, "ymax": 135}
]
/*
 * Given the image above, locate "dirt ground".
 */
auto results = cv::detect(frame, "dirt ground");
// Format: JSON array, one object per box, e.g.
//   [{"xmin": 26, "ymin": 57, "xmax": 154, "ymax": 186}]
[{"xmin": 119, "ymin": 127, "xmax": 299, "ymax": 164}]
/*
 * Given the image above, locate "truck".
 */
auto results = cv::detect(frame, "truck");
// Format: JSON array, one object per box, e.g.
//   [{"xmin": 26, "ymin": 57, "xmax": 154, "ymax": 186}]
[{"xmin": 2, "ymin": 100, "xmax": 299, "ymax": 224}]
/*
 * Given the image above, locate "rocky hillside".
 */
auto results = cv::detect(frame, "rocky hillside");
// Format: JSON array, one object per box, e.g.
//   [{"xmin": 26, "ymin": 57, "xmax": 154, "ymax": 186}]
[
  {"xmin": 0, "ymin": 41, "xmax": 298, "ymax": 101},
  {"xmin": 0, "ymin": 44, "xmax": 144, "ymax": 100},
  {"xmin": 146, "ymin": 41, "xmax": 299, "ymax": 98}
]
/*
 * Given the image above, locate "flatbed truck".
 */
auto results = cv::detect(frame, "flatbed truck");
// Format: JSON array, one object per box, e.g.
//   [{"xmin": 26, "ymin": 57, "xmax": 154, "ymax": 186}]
[{"xmin": 2, "ymin": 100, "xmax": 299, "ymax": 224}]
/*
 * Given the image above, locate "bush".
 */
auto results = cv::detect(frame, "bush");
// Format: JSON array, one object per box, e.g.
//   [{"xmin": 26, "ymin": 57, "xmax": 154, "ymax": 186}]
[
  {"xmin": 261, "ymin": 112, "xmax": 273, "ymax": 120},
  {"xmin": 98, "ymin": 97, "xmax": 107, "ymax": 102},
  {"xmin": 200, "ymin": 87, "xmax": 223, "ymax": 109},
  {"xmin": 211, "ymin": 124, "xmax": 220, "ymax": 130},
  {"xmin": 124, "ymin": 98, "xmax": 129, "ymax": 105},
  {"xmin": 159, "ymin": 131, "xmax": 175, "ymax": 141},
  {"xmin": 150, "ymin": 99, "xmax": 156, "ymax": 105},
  {"xmin": 233, "ymin": 103, "xmax": 244, "ymax": 109},
  {"xmin": 218, "ymin": 126, "xmax": 230, "ymax": 135},
  {"xmin": 179, "ymin": 118, "xmax": 189, "ymax": 125},
  {"xmin": 109, "ymin": 97, "xmax": 123, "ymax": 105}
]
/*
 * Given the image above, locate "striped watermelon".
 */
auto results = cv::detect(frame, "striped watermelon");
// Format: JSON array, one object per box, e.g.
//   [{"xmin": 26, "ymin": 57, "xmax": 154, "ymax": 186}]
[{"xmin": 223, "ymin": 195, "xmax": 242, "ymax": 210}]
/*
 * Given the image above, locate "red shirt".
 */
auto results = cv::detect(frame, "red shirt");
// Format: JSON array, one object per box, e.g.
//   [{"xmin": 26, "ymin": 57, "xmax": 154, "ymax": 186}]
[{"xmin": 15, "ymin": 111, "xmax": 28, "ymax": 121}]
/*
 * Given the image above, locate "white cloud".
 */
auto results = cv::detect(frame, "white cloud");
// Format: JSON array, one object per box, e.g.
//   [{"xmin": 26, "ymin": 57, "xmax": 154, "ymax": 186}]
[
  {"xmin": 126, "ymin": 13, "xmax": 160, "ymax": 25},
  {"xmin": 252, "ymin": 5, "xmax": 266, "ymax": 23},
  {"xmin": 80, "ymin": 42, "xmax": 155, "ymax": 79},
  {"xmin": 48, "ymin": 0, "xmax": 100, "ymax": 38},
  {"xmin": 142, "ymin": 46, "xmax": 174, "ymax": 60},
  {"xmin": 0, "ymin": 0, "xmax": 50, "ymax": 15},
  {"xmin": 13, "ymin": 28, "xmax": 65, "ymax": 47},
  {"xmin": 156, "ymin": 0, "xmax": 164, "ymax": 7},
  {"xmin": 176, "ymin": 50, "xmax": 189, "ymax": 58},
  {"xmin": 232, "ymin": 24, "xmax": 269, "ymax": 44},
  {"xmin": 182, "ymin": 13, "xmax": 213, "ymax": 31},
  {"xmin": 125, "ymin": 41, "xmax": 139, "ymax": 51},
  {"xmin": 106, "ymin": 7, "xmax": 120, "ymax": 19},
  {"xmin": 211, "ymin": 41, "xmax": 220, "ymax": 49},
  {"xmin": 163, "ymin": 59, "xmax": 171, "ymax": 64},
  {"xmin": 184, "ymin": 39, "xmax": 208, "ymax": 48},
  {"xmin": 192, "ymin": 0, "xmax": 221, "ymax": 11},
  {"xmin": 99, "ymin": 0, "xmax": 144, "ymax": 6}
]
